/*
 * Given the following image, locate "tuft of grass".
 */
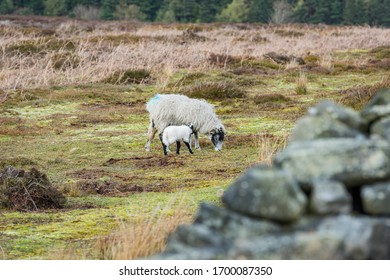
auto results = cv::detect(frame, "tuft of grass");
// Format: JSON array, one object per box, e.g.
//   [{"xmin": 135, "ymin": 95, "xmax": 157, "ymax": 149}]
[
  {"xmin": 295, "ymin": 71, "xmax": 308, "ymax": 95},
  {"xmin": 102, "ymin": 69, "xmax": 151, "ymax": 85},
  {"xmin": 257, "ymin": 133, "xmax": 288, "ymax": 165},
  {"xmin": 95, "ymin": 197, "xmax": 191, "ymax": 260},
  {"xmin": 182, "ymin": 81, "xmax": 246, "ymax": 100}
]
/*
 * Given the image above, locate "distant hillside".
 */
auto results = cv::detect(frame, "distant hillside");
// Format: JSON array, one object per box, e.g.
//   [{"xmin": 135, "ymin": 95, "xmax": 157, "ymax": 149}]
[{"xmin": 0, "ymin": 0, "xmax": 389, "ymax": 27}]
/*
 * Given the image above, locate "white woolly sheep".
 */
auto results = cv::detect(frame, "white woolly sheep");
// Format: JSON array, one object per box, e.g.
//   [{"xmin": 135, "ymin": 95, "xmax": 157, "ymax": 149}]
[
  {"xmin": 159, "ymin": 124, "xmax": 194, "ymax": 155},
  {"xmin": 145, "ymin": 94, "xmax": 225, "ymax": 152}
]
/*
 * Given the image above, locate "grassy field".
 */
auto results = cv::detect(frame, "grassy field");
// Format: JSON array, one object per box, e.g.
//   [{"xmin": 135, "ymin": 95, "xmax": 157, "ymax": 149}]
[{"xmin": 0, "ymin": 15, "xmax": 389, "ymax": 259}]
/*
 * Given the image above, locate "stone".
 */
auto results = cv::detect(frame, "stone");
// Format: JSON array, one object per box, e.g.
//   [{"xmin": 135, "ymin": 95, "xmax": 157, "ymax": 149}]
[
  {"xmin": 227, "ymin": 231, "xmax": 344, "ymax": 260},
  {"xmin": 371, "ymin": 115, "xmax": 390, "ymax": 140},
  {"xmin": 289, "ymin": 115, "xmax": 365, "ymax": 142},
  {"xmin": 308, "ymin": 100, "xmax": 367, "ymax": 131},
  {"xmin": 309, "ymin": 180, "xmax": 352, "ymax": 215},
  {"xmin": 315, "ymin": 215, "xmax": 390, "ymax": 259},
  {"xmin": 361, "ymin": 88, "xmax": 390, "ymax": 123},
  {"xmin": 194, "ymin": 203, "xmax": 281, "ymax": 239},
  {"xmin": 222, "ymin": 165, "xmax": 307, "ymax": 223},
  {"xmin": 362, "ymin": 182, "xmax": 390, "ymax": 215},
  {"xmin": 274, "ymin": 138, "xmax": 390, "ymax": 188}
]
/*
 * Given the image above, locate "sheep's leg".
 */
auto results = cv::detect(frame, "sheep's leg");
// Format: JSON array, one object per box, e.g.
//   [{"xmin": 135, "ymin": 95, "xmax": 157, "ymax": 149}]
[
  {"xmin": 159, "ymin": 133, "xmax": 168, "ymax": 155},
  {"xmin": 184, "ymin": 141, "xmax": 194, "ymax": 154},
  {"xmin": 176, "ymin": 141, "xmax": 181, "ymax": 155},
  {"xmin": 194, "ymin": 132, "xmax": 201, "ymax": 150},
  {"xmin": 145, "ymin": 120, "xmax": 157, "ymax": 152}
]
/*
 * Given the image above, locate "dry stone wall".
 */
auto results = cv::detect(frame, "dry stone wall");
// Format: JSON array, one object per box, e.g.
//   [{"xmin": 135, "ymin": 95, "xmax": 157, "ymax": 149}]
[{"xmin": 154, "ymin": 88, "xmax": 390, "ymax": 260}]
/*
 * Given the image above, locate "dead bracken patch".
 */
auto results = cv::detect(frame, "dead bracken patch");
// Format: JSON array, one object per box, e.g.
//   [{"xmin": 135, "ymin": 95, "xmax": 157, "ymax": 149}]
[
  {"xmin": 76, "ymin": 180, "xmax": 147, "ymax": 195},
  {"xmin": 0, "ymin": 166, "xmax": 66, "ymax": 211},
  {"xmin": 104, "ymin": 156, "xmax": 185, "ymax": 169}
]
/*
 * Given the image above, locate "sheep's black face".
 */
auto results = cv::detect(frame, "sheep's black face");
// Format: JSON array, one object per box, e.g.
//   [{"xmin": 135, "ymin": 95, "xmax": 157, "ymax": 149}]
[{"xmin": 211, "ymin": 129, "xmax": 224, "ymax": 151}]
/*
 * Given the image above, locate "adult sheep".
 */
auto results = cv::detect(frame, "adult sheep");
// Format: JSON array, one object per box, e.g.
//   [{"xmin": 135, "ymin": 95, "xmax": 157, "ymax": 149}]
[{"xmin": 145, "ymin": 94, "xmax": 225, "ymax": 152}]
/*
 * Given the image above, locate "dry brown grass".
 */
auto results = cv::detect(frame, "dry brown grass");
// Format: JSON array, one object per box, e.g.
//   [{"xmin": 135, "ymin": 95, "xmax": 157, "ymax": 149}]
[
  {"xmin": 95, "ymin": 197, "xmax": 191, "ymax": 260},
  {"xmin": 257, "ymin": 133, "xmax": 288, "ymax": 165},
  {"xmin": 1, "ymin": 17, "xmax": 390, "ymax": 92},
  {"xmin": 295, "ymin": 71, "xmax": 308, "ymax": 95}
]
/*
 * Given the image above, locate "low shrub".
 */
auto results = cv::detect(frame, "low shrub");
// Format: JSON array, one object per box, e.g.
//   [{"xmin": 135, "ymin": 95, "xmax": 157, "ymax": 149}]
[{"xmin": 0, "ymin": 166, "xmax": 66, "ymax": 211}]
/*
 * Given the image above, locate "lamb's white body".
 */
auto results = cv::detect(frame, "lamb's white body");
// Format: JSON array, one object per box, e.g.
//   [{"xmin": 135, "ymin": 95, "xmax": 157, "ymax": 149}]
[
  {"xmin": 162, "ymin": 125, "xmax": 193, "ymax": 147},
  {"xmin": 145, "ymin": 94, "xmax": 225, "ymax": 151},
  {"xmin": 160, "ymin": 125, "xmax": 194, "ymax": 155}
]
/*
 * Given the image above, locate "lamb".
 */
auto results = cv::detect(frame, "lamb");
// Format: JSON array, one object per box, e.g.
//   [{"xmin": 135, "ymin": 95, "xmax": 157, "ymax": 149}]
[
  {"xmin": 145, "ymin": 94, "xmax": 225, "ymax": 152},
  {"xmin": 159, "ymin": 124, "xmax": 194, "ymax": 155}
]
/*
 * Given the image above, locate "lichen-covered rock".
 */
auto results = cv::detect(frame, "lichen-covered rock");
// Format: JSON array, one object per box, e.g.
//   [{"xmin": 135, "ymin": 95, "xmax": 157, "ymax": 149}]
[
  {"xmin": 227, "ymin": 215, "xmax": 390, "ymax": 260},
  {"xmin": 226, "ymin": 231, "xmax": 344, "ymax": 260},
  {"xmin": 371, "ymin": 116, "xmax": 390, "ymax": 140},
  {"xmin": 361, "ymin": 88, "xmax": 390, "ymax": 123},
  {"xmin": 194, "ymin": 203, "xmax": 281, "ymax": 239},
  {"xmin": 309, "ymin": 180, "xmax": 351, "ymax": 215},
  {"xmin": 222, "ymin": 165, "xmax": 307, "ymax": 223},
  {"xmin": 315, "ymin": 215, "xmax": 390, "ymax": 259},
  {"xmin": 308, "ymin": 100, "xmax": 367, "ymax": 131},
  {"xmin": 289, "ymin": 115, "xmax": 364, "ymax": 142},
  {"xmin": 362, "ymin": 182, "xmax": 390, "ymax": 215},
  {"xmin": 274, "ymin": 138, "xmax": 390, "ymax": 188}
]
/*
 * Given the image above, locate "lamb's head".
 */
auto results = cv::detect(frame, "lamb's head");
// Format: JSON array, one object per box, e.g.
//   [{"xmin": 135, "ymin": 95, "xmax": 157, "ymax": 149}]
[
  {"xmin": 186, "ymin": 123, "xmax": 195, "ymax": 134},
  {"xmin": 208, "ymin": 127, "xmax": 225, "ymax": 151}
]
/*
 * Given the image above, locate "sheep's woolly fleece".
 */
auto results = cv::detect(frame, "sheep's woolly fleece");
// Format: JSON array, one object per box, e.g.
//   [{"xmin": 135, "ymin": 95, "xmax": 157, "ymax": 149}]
[{"xmin": 146, "ymin": 94, "xmax": 224, "ymax": 134}]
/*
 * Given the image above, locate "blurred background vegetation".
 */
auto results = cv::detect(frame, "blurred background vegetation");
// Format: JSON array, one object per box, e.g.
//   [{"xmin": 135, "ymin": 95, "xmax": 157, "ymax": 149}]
[{"xmin": 0, "ymin": 0, "xmax": 389, "ymax": 26}]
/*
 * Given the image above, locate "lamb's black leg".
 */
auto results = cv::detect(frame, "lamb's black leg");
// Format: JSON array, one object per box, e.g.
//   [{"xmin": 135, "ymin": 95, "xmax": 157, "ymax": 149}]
[
  {"xmin": 159, "ymin": 133, "xmax": 168, "ymax": 156},
  {"xmin": 176, "ymin": 141, "xmax": 181, "ymax": 154},
  {"xmin": 184, "ymin": 141, "xmax": 194, "ymax": 154}
]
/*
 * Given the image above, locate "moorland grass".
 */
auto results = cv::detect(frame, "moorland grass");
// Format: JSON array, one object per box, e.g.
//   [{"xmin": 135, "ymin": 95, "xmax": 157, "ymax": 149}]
[{"xmin": 0, "ymin": 18, "xmax": 389, "ymax": 260}]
